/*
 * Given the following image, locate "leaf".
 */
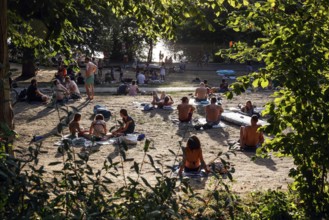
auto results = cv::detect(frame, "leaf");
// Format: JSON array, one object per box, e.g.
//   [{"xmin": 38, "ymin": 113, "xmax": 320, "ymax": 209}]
[
  {"xmin": 141, "ymin": 177, "xmax": 153, "ymax": 189},
  {"xmin": 226, "ymin": 91, "xmax": 233, "ymax": 99},
  {"xmin": 168, "ymin": 149, "xmax": 176, "ymax": 155},
  {"xmin": 261, "ymin": 79, "xmax": 269, "ymax": 88},
  {"xmin": 144, "ymin": 139, "xmax": 151, "ymax": 152},
  {"xmin": 147, "ymin": 154, "xmax": 155, "ymax": 167},
  {"xmin": 183, "ymin": 12, "xmax": 190, "ymax": 18},
  {"xmin": 252, "ymin": 78, "xmax": 259, "ymax": 88},
  {"xmin": 132, "ymin": 162, "xmax": 139, "ymax": 174},
  {"xmin": 48, "ymin": 161, "xmax": 62, "ymax": 166}
]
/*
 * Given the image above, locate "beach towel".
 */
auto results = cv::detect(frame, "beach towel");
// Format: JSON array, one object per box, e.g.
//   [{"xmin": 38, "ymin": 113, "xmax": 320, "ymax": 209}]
[
  {"xmin": 189, "ymin": 98, "xmax": 210, "ymax": 106},
  {"xmin": 133, "ymin": 102, "xmax": 154, "ymax": 111},
  {"xmin": 171, "ymin": 162, "xmax": 228, "ymax": 178},
  {"xmin": 197, "ymin": 118, "xmax": 226, "ymax": 128},
  {"xmin": 171, "ymin": 165, "xmax": 208, "ymax": 178},
  {"xmin": 54, "ymin": 135, "xmax": 117, "ymax": 148}
]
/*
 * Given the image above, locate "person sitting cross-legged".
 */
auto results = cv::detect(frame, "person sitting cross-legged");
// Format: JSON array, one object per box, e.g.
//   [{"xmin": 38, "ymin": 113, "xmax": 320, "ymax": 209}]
[
  {"xmin": 240, "ymin": 115, "xmax": 264, "ymax": 151},
  {"xmin": 89, "ymin": 114, "xmax": 108, "ymax": 141},
  {"xmin": 177, "ymin": 97, "xmax": 195, "ymax": 122},
  {"xmin": 205, "ymin": 97, "xmax": 224, "ymax": 126},
  {"xmin": 178, "ymin": 136, "xmax": 210, "ymax": 175},
  {"xmin": 195, "ymin": 82, "xmax": 208, "ymax": 101},
  {"xmin": 111, "ymin": 109, "xmax": 135, "ymax": 137},
  {"xmin": 26, "ymin": 79, "xmax": 49, "ymax": 103}
]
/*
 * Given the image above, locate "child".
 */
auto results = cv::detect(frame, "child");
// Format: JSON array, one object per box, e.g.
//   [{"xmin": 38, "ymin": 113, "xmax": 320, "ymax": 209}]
[
  {"xmin": 69, "ymin": 113, "xmax": 88, "ymax": 137},
  {"xmin": 89, "ymin": 114, "xmax": 108, "ymax": 141}
]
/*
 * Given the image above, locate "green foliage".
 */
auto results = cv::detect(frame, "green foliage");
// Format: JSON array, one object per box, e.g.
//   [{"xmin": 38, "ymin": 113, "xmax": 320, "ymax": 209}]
[
  {"xmin": 0, "ymin": 133, "xmax": 237, "ymax": 219},
  {"xmin": 235, "ymin": 190, "xmax": 305, "ymax": 219},
  {"xmin": 223, "ymin": 0, "xmax": 329, "ymax": 218}
]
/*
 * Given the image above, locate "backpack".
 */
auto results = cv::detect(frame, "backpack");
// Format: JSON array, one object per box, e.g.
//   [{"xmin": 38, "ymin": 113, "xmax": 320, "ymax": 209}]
[
  {"xmin": 93, "ymin": 105, "xmax": 111, "ymax": 119},
  {"xmin": 18, "ymin": 89, "xmax": 27, "ymax": 101},
  {"xmin": 117, "ymin": 84, "xmax": 128, "ymax": 95}
]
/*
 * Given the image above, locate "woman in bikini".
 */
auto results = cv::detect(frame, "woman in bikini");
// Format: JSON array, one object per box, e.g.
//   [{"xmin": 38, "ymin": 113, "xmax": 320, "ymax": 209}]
[
  {"xmin": 178, "ymin": 136, "xmax": 210, "ymax": 175},
  {"xmin": 89, "ymin": 114, "xmax": 108, "ymax": 141}
]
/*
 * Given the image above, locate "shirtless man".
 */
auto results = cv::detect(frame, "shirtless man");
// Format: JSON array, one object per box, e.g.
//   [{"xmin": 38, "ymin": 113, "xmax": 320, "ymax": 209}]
[
  {"xmin": 240, "ymin": 115, "xmax": 264, "ymax": 151},
  {"xmin": 177, "ymin": 97, "xmax": 195, "ymax": 122},
  {"xmin": 195, "ymin": 82, "xmax": 208, "ymax": 101},
  {"xmin": 205, "ymin": 97, "xmax": 224, "ymax": 126},
  {"xmin": 85, "ymin": 57, "xmax": 97, "ymax": 100}
]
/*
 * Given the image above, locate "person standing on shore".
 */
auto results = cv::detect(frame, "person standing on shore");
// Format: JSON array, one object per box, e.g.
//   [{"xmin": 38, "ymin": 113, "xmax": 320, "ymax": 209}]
[
  {"xmin": 85, "ymin": 57, "xmax": 97, "ymax": 100},
  {"xmin": 160, "ymin": 63, "xmax": 166, "ymax": 81}
]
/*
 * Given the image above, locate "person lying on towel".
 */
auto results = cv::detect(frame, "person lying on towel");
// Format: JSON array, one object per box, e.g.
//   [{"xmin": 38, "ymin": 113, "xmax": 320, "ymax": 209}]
[
  {"xmin": 111, "ymin": 109, "xmax": 135, "ymax": 137},
  {"xmin": 152, "ymin": 95, "xmax": 174, "ymax": 108},
  {"xmin": 239, "ymin": 115, "xmax": 264, "ymax": 151},
  {"xmin": 178, "ymin": 136, "xmax": 210, "ymax": 175}
]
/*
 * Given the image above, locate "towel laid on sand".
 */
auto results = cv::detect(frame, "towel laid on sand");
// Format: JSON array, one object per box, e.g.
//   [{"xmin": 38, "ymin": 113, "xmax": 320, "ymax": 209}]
[
  {"xmin": 197, "ymin": 118, "xmax": 226, "ymax": 128},
  {"xmin": 171, "ymin": 162, "xmax": 228, "ymax": 178},
  {"xmin": 54, "ymin": 135, "xmax": 117, "ymax": 148}
]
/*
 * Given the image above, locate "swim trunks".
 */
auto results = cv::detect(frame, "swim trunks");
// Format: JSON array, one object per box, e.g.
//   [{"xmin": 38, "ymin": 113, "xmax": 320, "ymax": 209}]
[{"xmin": 85, "ymin": 75, "xmax": 95, "ymax": 85}]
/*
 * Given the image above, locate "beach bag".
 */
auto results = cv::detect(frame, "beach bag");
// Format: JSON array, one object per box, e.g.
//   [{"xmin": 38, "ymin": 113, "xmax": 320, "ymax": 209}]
[
  {"xmin": 119, "ymin": 134, "xmax": 138, "ymax": 145},
  {"xmin": 117, "ymin": 84, "xmax": 128, "ymax": 95},
  {"xmin": 93, "ymin": 105, "xmax": 111, "ymax": 119},
  {"xmin": 18, "ymin": 89, "xmax": 27, "ymax": 101}
]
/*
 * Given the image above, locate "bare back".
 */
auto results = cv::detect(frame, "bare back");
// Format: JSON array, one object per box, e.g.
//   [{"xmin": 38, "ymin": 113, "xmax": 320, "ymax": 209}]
[
  {"xmin": 177, "ymin": 103, "xmax": 195, "ymax": 121},
  {"xmin": 242, "ymin": 125, "xmax": 264, "ymax": 147},
  {"xmin": 195, "ymin": 87, "xmax": 207, "ymax": 99},
  {"xmin": 205, "ymin": 104, "xmax": 223, "ymax": 122}
]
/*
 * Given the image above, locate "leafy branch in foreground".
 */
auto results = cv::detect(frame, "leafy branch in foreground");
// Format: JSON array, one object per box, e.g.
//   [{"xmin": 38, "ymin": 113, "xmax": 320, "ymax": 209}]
[
  {"xmin": 0, "ymin": 134, "xmax": 239, "ymax": 219},
  {"xmin": 221, "ymin": 0, "xmax": 329, "ymax": 218}
]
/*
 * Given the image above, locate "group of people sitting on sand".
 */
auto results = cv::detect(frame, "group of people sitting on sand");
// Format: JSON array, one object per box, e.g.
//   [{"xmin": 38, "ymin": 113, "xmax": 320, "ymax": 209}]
[
  {"xmin": 178, "ymin": 115, "xmax": 264, "ymax": 175},
  {"xmin": 26, "ymin": 77, "xmax": 81, "ymax": 104},
  {"xmin": 69, "ymin": 109, "xmax": 135, "ymax": 141}
]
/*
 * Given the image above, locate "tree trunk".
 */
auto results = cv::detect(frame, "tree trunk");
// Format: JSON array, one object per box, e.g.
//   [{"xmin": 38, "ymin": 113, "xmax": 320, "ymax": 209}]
[
  {"xmin": 0, "ymin": 0, "xmax": 14, "ymax": 131},
  {"xmin": 21, "ymin": 48, "xmax": 36, "ymax": 78},
  {"xmin": 147, "ymin": 39, "xmax": 153, "ymax": 63}
]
